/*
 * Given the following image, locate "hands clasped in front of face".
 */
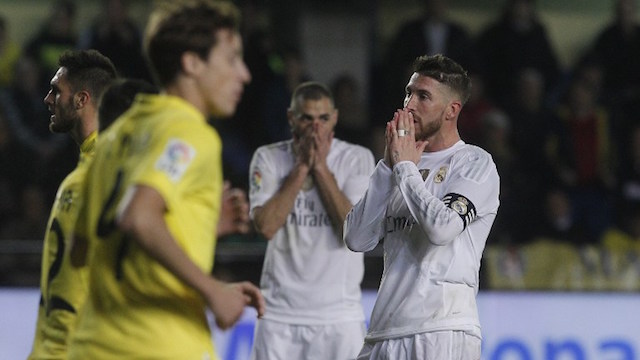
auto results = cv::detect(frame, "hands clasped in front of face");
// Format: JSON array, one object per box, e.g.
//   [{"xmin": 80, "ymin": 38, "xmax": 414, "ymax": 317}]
[
  {"xmin": 384, "ymin": 109, "xmax": 428, "ymax": 168},
  {"xmin": 294, "ymin": 122, "xmax": 333, "ymax": 171}
]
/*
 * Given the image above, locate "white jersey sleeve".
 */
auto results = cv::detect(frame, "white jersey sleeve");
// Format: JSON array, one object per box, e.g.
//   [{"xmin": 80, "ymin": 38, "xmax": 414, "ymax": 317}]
[
  {"xmin": 248, "ymin": 143, "xmax": 286, "ymax": 216},
  {"xmin": 344, "ymin": 160, "xmax": 395, "ymax": 252},
  {"xmin": 393, "ymin": 147, "xmax": 498, "ymax": 246},
  {"xmin": 341, "ymin": 147, "xmax": 376, "ymax": 205}
]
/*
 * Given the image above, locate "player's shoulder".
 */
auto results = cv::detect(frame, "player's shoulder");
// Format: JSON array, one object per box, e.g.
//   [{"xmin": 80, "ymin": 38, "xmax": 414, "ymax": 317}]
[
  {"xmin": 331, "ymin": 138, "xmax": 374, "ymax": 158},
  {"xmin": 452, "ymin": 143, "xmax": 494, "ymax": 164},
  {"xmin": 452, "ymin": 143, "xmax": 498, "ymax": 181},
  {"xmin": 255, "ymin": 139, "xmax": 292, "ymax": 156},
  {"xmin": 141, "ymin": 115, "xmax": 221, "ymax": 160},
  {"xmin": 56, "ymin": 165, "xmax": 85, "ymax": 191}
]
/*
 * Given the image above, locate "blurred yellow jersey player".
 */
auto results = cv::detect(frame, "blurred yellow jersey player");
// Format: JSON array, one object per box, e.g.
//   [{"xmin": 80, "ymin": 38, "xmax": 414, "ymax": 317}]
[
  {"xmin": 69, "ymin": 0, "xmax": 264, "ymax": 360},
  {"xmin": 28, "ymin": 49, "xmax": 116, "ymax": 360},
  {"xmin": 68, "ymin": 1, "xmax": 264, "ymax": 359},
  {"xmin": 71, "ymin": 94, "xmax": 222, "ymax": 359},
  {"xmin": 29, "ymin": 133, "xmax": 95, "ymax": 359}
]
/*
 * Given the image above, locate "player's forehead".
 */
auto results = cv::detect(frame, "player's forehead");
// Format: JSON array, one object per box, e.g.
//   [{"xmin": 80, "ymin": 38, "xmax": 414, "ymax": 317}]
[
  {"xmin": 209, "ymin": 29, "xmax": 242, "ymax": 57},
  {"xmin": 50, "ymin": 67, "xmax": 71, "ymax": 91},
  {"xmin": 295, "ymin": 97, "xmax": 334, "ymax": 115},
  {"xmin": 406, "ymin": 73, "xmax": 442, "ymax": 91}
]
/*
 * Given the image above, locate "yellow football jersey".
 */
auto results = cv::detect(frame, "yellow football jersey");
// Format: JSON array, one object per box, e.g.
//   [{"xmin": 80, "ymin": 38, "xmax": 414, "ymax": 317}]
[
  {"xmin": 69, "ymin": 94, "xmax": 223, "ymax": 360},
  {"xmin": 28, "ymin": 132, "xmax": 96, "ymax": 360}
]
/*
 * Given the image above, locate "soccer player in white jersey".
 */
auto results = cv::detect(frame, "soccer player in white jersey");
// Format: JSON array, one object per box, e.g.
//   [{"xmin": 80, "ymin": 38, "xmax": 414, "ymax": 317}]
[
  {"xmin": 344, "ymin": 54, "xmax": 500, "ymax": 360},
  {"xmin": 249, "ymin": 81, "xmax": 375, "ymax": 360}
]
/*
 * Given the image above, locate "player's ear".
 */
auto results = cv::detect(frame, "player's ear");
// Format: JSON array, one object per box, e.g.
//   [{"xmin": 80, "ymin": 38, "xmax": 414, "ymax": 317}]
[
  {"xmin": 181, "ymin": 51, "xmax": 203, "ymax": 77},
  {"xmin": 446, "ymin": 100, "xmax": 462, "ymax": 120},
  {"xmin": 74, "ymin": 91, "xmax": 90, "ymax": 110}
]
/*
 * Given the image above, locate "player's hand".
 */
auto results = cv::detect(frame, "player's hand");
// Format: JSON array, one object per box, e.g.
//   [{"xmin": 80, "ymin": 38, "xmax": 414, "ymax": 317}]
[
  {"xmin": 293, "ymin": 126, "xmax": 315, "ymax": 168},
  {"xmin": 217, "ymin": 181, "xmax": 250, "ymax": 237},
  {"xmin": 206, "ymin": 278, "xmax": 261, "ymax": 330},
  {"xmin": 312, "ymin": 122, "xmax": 333, "ymax": 172},
  {"xmin": 237, "ymin": 281, "xmax": 265, "ymax": 318},
  {"xmin": 386, "ymin": 109, "xmax": 427, "ymax": 167}
]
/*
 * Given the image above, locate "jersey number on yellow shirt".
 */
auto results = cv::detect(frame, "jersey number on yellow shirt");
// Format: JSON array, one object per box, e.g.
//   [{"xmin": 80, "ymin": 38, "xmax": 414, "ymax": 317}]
[
  {"xmin": 44, "ymin": 219, "xmax": 76, "ymax": 314},
  {"xmin": 96, "ymin": 169, "xmax": 129, "ymax": 280}
]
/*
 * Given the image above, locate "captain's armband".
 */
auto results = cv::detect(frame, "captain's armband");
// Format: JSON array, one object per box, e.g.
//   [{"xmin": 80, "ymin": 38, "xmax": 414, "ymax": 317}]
[{"xmin": 443, "ymin": 193, "xmax": 476, "ymax": 229}]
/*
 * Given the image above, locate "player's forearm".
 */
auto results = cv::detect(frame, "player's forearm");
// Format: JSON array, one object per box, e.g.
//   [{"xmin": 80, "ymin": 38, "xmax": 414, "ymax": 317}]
[
  {"xmin": 253, "ymin": 163, "xmax": 309, "ymax": 240},
  {"xmin": 117, "ymin": 186, "xmax": 214, "ymax": 298},
  {"xmin": 343, "ymin": 195, "xmax": 385, "ymax": 252},
  {"xmin": 119, "ymin": 208, "xmax": 214, "ymax": 297},
  {"xmin": 343, "ymin": 161, "xmax": 394, "ymax": 251},
  {"xmin": 312, "ymin": 163, "xmax": 352, "ymax": 237},
  {"xmin": 393, "ymin": 162, "xmax": 463, "ymax": 245}
]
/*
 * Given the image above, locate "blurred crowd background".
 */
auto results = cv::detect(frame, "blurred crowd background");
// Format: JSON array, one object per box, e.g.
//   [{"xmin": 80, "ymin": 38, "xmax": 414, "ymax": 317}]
[{"xmin": 1, "ymin": 0, "xmax": 640, "ymax": 291}]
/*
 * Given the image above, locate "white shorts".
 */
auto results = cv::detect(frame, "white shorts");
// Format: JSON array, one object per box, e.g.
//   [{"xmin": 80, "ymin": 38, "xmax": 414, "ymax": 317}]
[
  {"xmin": 249, "ymin": 318, "xmax": 366, "ymax": 360},
  {"xmin": 356, "ymin": 331, "xmax": 481, "ymax": 360}
]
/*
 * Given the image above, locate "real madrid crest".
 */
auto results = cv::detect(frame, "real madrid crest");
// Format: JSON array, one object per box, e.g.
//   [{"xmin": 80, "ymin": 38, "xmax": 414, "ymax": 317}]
[
  {"xmin": 419, "ymin": 169, "xmax": 430, "ymax": 181},
  {"xmin": 451, "ymin": 196, "xmax": 469, "ymax": 215},
  {"xmin": 434, "ymin": 166, "xmax": 447, "ymax": 183}
]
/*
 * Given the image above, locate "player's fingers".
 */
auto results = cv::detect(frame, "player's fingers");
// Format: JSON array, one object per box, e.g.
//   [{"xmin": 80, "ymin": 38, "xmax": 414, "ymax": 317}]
[
  {"xmin": 408, "ymin": 112, "xmax": 416, "ymax": 133},
  {"xmin": 236, "ymin": 223, "xmax": 250, "ymax": 234},
  {"xmin": 416, "ymin": 140, "xmax": 429, "ymax": 152},
  {"xmin": 391, "ymin": 111, "xmax": 399, "ymax": 135},
  {"xmin": 251, "ymin": 291, "xmax": 266, "ymax": 317},
  {"xmin": 238, "ymin": 282, "xmax": 263, "ymax": 313}
]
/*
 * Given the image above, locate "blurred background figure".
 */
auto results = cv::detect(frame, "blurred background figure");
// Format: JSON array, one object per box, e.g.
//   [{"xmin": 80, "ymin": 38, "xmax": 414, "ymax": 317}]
[
  {"xmin": 0, "ymin": 184, "xmax": 48, "ymax": 241},
  {"xmin": 0, "ymin": 111, "xmax": 36, "ymax": 235},
  {"xmin": 477, "ymin": 109, "xmax": 516, "ymax": 245},
  {"xmin": 262, "ymin": 48, "xmax": 311, "ymax": 144},
  {"xmin": 379, "ymin": 0, "xmax": 477, "ymax": 127},
  {"xmin": 78, "ymin": 0, "xmax": 151, "ymax": 82},
  {"xmin": 0, "ymin": 14, "xmax": 21, "ymax": 88},
  {"xmin": 503, "ymin": 68, "xmax": 559, "ymax": 244},
  {"xmin": 458, "ymin": 71, "xmax": 501, "ymax": 146},
  {"xmin": 552, "ymin": 76, "xmax": 615, "ymax": 245},
  {"xmin": 612, "ymin": 124, "xmax": 640, "ymax": 238},
  {"xmin": 477, "ymin": 0, "xmax": 560, "ymax": 107},
  {"xmin": 582, "ymin": 0, "xmax": 640, "ymax": 172},
  {"xmin": 331, "ymin": 72, "xmax": 369, "ymax": 148},
  {"xmin": 0, "ymin": 55, "xmax": 76, "ymax": 205},
  {"xmin": 585, "ymin": 0, "xmax": 640, "ymax": 107},
  {"xmin": 533, "ymin": 187, "xmax": 588, "ymax": 245},
  {"xmin": 24, "ymin": 0, "xmax": 78, "ymax": 93}
]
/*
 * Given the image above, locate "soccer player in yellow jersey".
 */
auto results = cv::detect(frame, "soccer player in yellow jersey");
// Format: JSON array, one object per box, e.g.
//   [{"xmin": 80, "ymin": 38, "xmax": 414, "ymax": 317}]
[
  {"xmin": 28, "ymin": 50, "xmax": 117, "ymax": 360},
  {"xmin": 68, "ymin": 1, "xmax": 265, "ymax": 359}
]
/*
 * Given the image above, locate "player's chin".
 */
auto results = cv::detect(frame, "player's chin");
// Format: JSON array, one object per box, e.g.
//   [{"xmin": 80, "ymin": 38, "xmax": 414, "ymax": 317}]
[
  {"xmin": 211, "ymin": 104, "xmax": 236, "ymax": 119},
  {"xmin": 49, "ymin": 121, "xmax": 69, "ymax": 134}
]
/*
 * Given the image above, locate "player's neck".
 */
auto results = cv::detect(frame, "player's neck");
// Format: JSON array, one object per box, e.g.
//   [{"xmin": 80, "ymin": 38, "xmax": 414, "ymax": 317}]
[
  {"xmin": 71, "ymin": 113, "xmax": 98, "ymax": 147},
  {"xmin": 164, "ymin": 80, "xmax": 207, "ymax": 117},
  {"xmin": 424, "ymin": 131, "xmax": 460, "ymax": 153}
]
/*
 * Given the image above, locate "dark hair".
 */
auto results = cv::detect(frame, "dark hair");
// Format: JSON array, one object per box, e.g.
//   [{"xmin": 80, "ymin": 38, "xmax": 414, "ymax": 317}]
[
  {"xmin": 58, "ymin": 49, "xmax": 118, "ymax": 104},
  {"xmin": 412, "ymin": 54, "xmax": 472, "ymax": 104},
  {"xmin": 289, "ymin": 81, "xmax": 335, "ymax": 111},
  {"xmin": 98, "ymin": 78, "xmax": 158, "ymax": 131},
  {"xmin": 144, "ymin": 0, "xmax": 240, "ymax": 86}
]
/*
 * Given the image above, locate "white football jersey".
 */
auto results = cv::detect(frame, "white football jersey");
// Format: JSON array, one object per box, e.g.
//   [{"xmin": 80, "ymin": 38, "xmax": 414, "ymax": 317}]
[
  {"xmin": 344, "ymin": 140, "xmax": 500, "ymax": 341},
  {"xmin": 250, "ymin": 138, "xmax": 375, "ymax": 324}
]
